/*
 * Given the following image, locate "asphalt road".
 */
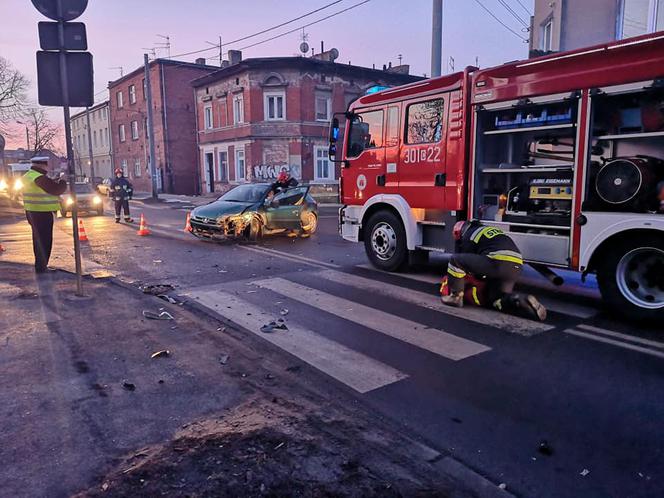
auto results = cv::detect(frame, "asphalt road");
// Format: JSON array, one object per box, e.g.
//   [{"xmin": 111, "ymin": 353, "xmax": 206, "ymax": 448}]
[{"xmin": 1, "ymin": 195, "xmax": 662, "ymax": 498}]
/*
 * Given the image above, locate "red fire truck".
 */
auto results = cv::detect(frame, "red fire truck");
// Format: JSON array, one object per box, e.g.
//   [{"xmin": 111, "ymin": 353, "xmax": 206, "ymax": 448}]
[{"xmin": 329, "ymin": 32, "xmax": 664, "ymax": 321}]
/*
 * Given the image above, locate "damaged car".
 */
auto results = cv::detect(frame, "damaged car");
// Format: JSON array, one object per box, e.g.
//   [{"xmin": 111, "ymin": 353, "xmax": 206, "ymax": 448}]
[{"xmin": 189, "ymin": 183, "xmax": 318, "ymax": 240}]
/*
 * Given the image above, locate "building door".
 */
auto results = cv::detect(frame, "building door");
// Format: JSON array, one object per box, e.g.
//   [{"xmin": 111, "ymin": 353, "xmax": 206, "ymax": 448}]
[{"xmin": 205, "ymin": 152, "xmax": 215, "ymax": 193}]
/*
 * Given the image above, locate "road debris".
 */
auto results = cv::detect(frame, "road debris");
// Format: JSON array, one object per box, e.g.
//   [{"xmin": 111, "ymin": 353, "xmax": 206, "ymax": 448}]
[
  {"xmin": 157, "ymin": 295, "xmax": 178, "ymax": 304},
  {"xmin": 580, "ymin": 469, "xmax": 590, "ymax": 477},
  {"xmin": 219, "ymin": 354, "xmax": 230, "ymax": 365},
  {"xmin": 122, "ymin": 381, "xmax": 136, "ymax": 391},
  {"xmin": 260, "ymin": 321, "xmax": 289, "ymax": 333},
  {"xmin": 265, "ymin": 373, "xmax": 275, "ymax": 380},
  {"xmin": 279, "ymin": 308, "xmax": 289, "ymax": 316},
  {"xmin": 142, "ymin": 310, "xmax": 174, "ymax": 320},
  {"xmin": 151, "ymin": 350, "xmax": 170, "ymax": 359},
  {"xmin": 537, "ymin": 440, "xmax": 553, "ymax": 456},
  {"xmin": 498, "ymin": 483, "xmax": 507, "ymax": 490},
  {"xmin": 140, "ymin": 284, "xmax": 175, "ymax": 295}
]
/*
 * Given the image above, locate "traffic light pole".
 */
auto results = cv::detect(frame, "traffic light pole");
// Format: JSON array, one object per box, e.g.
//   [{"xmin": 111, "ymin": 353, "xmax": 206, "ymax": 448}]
[{"xmin": 57, "ymin": 0, "xmax": 83, "ymax": 295}]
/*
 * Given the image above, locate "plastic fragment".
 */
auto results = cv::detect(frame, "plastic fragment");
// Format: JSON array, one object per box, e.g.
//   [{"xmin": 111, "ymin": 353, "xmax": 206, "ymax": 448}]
[
  {"xmin": 151, "ymin": 350, "xmax": 170, "ymax": 359},
  {"xmin": 142, "ymin": 310, "xmax": 174, "ymax": 320}
]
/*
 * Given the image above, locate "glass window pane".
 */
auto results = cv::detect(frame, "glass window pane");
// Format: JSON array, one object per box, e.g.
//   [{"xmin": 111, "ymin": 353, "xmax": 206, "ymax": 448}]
[
  {"xmin": 268, "ymin": 97, "xmax": 275, "ymax": 118},
  {"xmin": 657, "ymin": 0, "xmax": 664, "ymax": 30},
  {"xmin": 277, "ymin": 97, "xmax": 283, "ymax": 118},
  {"xmin": 347, "ymin": 110, "xmax": 384, "ymax": 157},
  {"xmin": 622, "ymin": 0, "xmax": 650, "ymax": 38},
  {"xmin": 385, "ymin": 106, "xmax": 400, "ymax": 146},
  {"xmin": 406, "ymin": 99, "xmax": 444, "ymax": 144}
]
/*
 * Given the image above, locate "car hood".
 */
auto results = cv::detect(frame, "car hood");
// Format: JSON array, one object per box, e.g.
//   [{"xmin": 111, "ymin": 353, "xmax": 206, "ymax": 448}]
[{"xmin": 192, "ymin": 200, "xmax": 258, "ymax": 220}]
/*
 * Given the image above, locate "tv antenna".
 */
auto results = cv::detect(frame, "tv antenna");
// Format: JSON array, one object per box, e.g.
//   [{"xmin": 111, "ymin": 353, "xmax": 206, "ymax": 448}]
[
  {"xmin": 109, "ymin": 66, "xmax": 124, "ymax": 77},
  {"xmin": 299, "ymin": 28, "xmax": 309, "ymax": 56},
  {"xmin": 156, "ymin": 34, "xmax": 171, "ymax": 58},
  {"xmin": 398, "ymin": 54, "xmax": 403, "ymax": 66},
  {"xmin": 205, "ymin": 36, "xmax": 223, "ymax": 66},
  {"xmin": 142, "ymin": 47, "xmax": 157, "ymax": 60}
]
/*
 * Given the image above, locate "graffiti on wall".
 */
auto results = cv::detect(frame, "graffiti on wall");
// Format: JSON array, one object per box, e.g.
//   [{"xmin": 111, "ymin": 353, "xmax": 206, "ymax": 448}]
[{"xmin": 252, "ymin": 164, "xmax": 302, "ymax": 181}]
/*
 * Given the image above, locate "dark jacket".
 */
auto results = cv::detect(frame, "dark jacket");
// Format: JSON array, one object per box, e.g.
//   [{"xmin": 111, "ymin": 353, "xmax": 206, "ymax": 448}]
[
  {"xmin": 456, "ymin": 221, "xmax": 521, "ymax": 258},
  {"xmin": 32, "ymin": 166, "xmax": 67, "ymax": 196},
  {"xmin": 271, "ymin": 177, "xmax": 298, "ymax": 194},
  {"xmin": 110, "ymin": 177, "xmax": 133, "ymax": 200}
]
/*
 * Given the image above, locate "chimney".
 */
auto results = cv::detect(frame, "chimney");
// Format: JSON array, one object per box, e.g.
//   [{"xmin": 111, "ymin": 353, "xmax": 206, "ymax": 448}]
[
  {"xmin": 221, "ymin": 60, "xmax": 230, "ymax": 68},
  {"xmin": 385, "ymin": 64, "xmax": 411, "ymax": 75},
  {"xmin": 195, "ymin": 57, "xmax": 206, "ymax": 65},
  {"xmin": 228, "ymin": 50, "xmax": 242, "ymax": 65}
]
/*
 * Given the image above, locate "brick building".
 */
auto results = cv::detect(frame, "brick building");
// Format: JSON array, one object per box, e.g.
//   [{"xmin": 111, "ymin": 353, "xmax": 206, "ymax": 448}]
[
  {"xmin": 192, "ymin": 53, "xmax": 421, "ymax": 195},
  {"xmin": 108, "ymin": 59, "xmax": 219, "ymax": 194},
  {"xmin": 71, "ymin": 101, "xmax": 113, "ymax": 179}
]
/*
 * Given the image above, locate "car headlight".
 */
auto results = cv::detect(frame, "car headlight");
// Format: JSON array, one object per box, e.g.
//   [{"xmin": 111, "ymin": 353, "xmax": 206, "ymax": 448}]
[
  {"xmin": 13, "ymin": 179, "xmax": 23, "ymax": 191},
  {"xmin": 0, "ymin": 179, "xmax": 7, "ymax": 191},
  {"xmin": 242, "ymin": 212, "xmax": 253, "ymax": 221},
  {"xmin": 65, "ymin": 197, "xmax": 74, "ymax": 206},
  {"xmin": 92, "ymin": 195, "xmax": 102, "ymax": 205}
]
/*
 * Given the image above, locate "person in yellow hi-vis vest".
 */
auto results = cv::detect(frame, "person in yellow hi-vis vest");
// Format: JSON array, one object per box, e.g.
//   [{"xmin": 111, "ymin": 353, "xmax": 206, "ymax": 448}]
[
  {"xmin": 21, "ymin": 157, "xmax": 67, "ymax": 273},
  {"xmin": 442, "ymin": 220, "xmax": 547, "ymax": 321}
]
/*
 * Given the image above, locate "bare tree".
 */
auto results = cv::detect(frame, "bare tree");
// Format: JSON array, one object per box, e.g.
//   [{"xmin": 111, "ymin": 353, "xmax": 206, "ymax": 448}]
[
  {"xmin": 0, "ymin": 57, "xmax": 29, "ymax": 132},
  {"xmin": 25, "ymin": 108, "xmax": 62, "ymax": 156}
]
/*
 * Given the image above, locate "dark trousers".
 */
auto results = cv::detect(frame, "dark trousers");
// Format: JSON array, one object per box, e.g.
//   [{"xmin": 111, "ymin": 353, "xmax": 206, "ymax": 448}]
[
  {"xmin": 448, "ymin": 253, "xmax": 522, "ymax": 304},
  {"xmin": 25, "ymin": 211, "xmax": 54, "ymax": 272},
  {"xmin": 114, "ymin": 199, "xmax": 130, "ymax": 219}
]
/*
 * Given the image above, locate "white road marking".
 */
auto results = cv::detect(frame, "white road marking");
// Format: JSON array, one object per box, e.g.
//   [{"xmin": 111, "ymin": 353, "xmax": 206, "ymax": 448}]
[
  {"xmin": 563, "ymin": 328, "xmax": 664, "ymax": 360},
  {"xmin": 577, "ymin": 324, "xmax": 664, "ymax": 350},
  {"xmin": 316, "ymin": 269, "xmax": 553, "ymax": 336},
  {"xmin": 252, "ymin": 278, "xmax": 491, "ymax": 361},
  {"xmin": 240, "ymin": 245, "xmax": 339, "ymax": 269},
  {"xmin": 188, "ymin": 290, "xmax": 407, "ymax": 393},
  {"xmin": 357, "ymin": 263, "xmax": 441, "ymax": 284}
]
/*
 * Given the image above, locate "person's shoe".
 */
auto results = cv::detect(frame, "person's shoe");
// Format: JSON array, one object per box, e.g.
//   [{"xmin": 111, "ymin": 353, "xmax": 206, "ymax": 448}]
[
  {"xmin": 525, "ymin": 294, "xmax": 547, "ymax": 321},
  {"xmin": 35, "ymin": 266, "xmax": 56, "ymax": 274},
  {"xmin": 124, "ymin": 217, "xmax": 134, "ymax": 223},
  {"xmin": 441, "ymin": 291, "xmax": 464, "ymax": 308},
  {"xmin": 115, "ymin": 218, "xmax": 120, "ymax": 223}
]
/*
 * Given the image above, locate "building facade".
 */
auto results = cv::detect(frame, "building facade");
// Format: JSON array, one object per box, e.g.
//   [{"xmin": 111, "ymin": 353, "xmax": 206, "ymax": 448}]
[
  {"xmin": 192, "ymin": 53, "xmax": 421, "ymax": 196},
  {"xmin": 71, "ymin": 101, "xmax": 112, "ymax": 180},
  {"xmin": 108, "ymin": 59, "xmax": 218, "ymax": 194},
  {"xmin": 530, "ymin": 0, "xmax": 664, "ymax": 55}
]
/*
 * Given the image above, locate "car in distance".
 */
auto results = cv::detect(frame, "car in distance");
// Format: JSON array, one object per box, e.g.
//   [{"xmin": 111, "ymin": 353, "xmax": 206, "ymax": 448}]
[
  {"xmin": 60, "ymin": 182, "xmax": 104, "ymax": 216},
  {"xmin": 96, "ymin": 178, "xmax": 112, "ymax": 196},
  {"xmin": 189, "ymin": 183, "xmax": 318, "ymax": 240}
]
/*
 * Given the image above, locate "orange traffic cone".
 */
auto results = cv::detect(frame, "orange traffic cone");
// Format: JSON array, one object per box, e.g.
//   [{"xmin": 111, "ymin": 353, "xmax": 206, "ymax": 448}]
[
  {"xmin": 137, "ymin": 214, "xmax": 151, "ymax": 236},
  {"xmin": 78, "ymin": 219, "xmax": 89, "ymax": 242},
  {"xmin": 184, "ymin": 212, "xmax": 192, "ymax": 233},
  {"xmin": 0, "ymin": 243, "xmax": 5, "ymax": 252}
]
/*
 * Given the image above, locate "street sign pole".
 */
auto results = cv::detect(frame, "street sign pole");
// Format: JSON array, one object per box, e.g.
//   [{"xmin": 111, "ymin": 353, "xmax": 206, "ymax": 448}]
[
  {"xmin": 57, "ymin": 0, "xmax": 83, "ymax": 295},
  {"xmin": 144, "ymin": 54, "xmax": 158, "ymax": 200}
]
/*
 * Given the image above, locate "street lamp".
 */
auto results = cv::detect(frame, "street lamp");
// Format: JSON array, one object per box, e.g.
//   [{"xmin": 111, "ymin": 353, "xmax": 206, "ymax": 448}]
[{"xmin": 15, "ymin": 120, "xmax": 30, "ymax": 152}]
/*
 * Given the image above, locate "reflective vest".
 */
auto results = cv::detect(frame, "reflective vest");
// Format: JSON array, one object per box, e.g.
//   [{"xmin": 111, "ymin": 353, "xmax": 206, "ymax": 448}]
[{"xmin": 22, "ymin": 170, "xmax": 60, "ymax": 212}]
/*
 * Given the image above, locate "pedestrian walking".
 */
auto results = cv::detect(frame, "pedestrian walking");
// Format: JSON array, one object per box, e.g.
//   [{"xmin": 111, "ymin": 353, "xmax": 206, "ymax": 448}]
[
  {"xmin": 21, "ymin": 157, "xmax": 67, "ymax": 273},
  {"xmin": 110, "ymin": 168, "xmax": 134, "ymax": 223}
]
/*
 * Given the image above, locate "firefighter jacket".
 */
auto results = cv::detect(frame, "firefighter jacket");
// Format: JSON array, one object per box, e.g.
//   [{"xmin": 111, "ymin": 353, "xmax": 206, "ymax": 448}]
[
  {"xmin": 110, "ymin": 177, "xmax": 133, "ymax": 201},
  {"xmin": 271, "ymin": 177, "xmax": 298, "ymax": 194},
  {"xmin": 456, "ymin": 222, "xmax": 523, "ymax": 265}
]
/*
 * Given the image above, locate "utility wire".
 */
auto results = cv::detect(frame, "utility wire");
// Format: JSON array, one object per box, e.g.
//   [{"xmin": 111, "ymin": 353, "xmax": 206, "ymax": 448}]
[
  {"xmin": 496, "ymin": 0, "xmax": 529, "ymax": 27},
  {"xmin": 169, "ymin": 0, "xmax": 343, "ymax": 59},
  {"xmin": 472, "ymin": 0, "xmax": 528, "ymax": 42},
  {"xmin": 514, "ymin": 0, "xmax": 533, "ymax": 16}
]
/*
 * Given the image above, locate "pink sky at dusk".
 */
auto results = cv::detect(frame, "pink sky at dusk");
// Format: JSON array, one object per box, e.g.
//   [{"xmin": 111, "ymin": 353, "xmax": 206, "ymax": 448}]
[{"xmin": 0, "ymin": 0, "xmax": 532, "ymax": 150}]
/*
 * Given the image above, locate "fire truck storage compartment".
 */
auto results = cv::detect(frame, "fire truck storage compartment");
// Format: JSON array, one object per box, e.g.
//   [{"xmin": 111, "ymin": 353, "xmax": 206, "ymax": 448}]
[
  {"xmin": 584, "ymin": 82, "xmax": 664, "ymax": 213},
  {"xmin": 473, "ymin": 96, "xmax": 579, "ymax": 266}
]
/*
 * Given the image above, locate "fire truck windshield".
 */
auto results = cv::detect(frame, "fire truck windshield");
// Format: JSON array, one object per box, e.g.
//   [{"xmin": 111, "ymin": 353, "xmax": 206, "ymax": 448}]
[{"xmin": 347, "ymin": 110, "xmax": 384, "ymax": 157}]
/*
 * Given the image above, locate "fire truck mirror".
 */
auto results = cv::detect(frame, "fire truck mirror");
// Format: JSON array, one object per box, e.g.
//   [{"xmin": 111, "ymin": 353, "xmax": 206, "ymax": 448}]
[{"xmin": 329, "ymin": 117, "xmax": 340, "ymax": 143}]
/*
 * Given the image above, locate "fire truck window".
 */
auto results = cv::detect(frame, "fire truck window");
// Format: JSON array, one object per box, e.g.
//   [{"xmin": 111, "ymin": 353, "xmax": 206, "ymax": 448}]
[
  {"xmin": 385, "ymin": 106, "xmax": 400, "ymax": 147},
  {"xmin": 406, "ymin": 99, "xmax": 444, "ymax": 144},
  {"xmin": 347, "ymin": 110, "xmax": 384, "ymax": 157}
]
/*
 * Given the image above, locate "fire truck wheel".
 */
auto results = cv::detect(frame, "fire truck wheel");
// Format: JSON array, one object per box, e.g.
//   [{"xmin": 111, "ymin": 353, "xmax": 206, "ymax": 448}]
[
  {"xmin": 364, "ymin": 211, "xmax": 407, "ymax": 271},
  {"xmin": 597, "ymin": 235, "xmax": 664, "ymax": 322}
]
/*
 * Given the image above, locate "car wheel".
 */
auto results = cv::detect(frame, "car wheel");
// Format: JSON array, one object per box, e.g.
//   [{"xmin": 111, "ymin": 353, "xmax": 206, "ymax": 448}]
[
  {"xmin": 301, "ymin": 211, "xmax": 318, "ymax": 235},
  {"xmin": 363, "ymin": 210, "xmax": 407, "ymax": 271},
  {"xmin": 97, "ymin": 207, "xmax": 104, "ymax": 216},
  {"xmin": 596, "ymin": 234, "xmax": 664, "ymax": 323},
  {"xmin": 248, "ymin": 216, "xmax": 263, "ymax": 241}
]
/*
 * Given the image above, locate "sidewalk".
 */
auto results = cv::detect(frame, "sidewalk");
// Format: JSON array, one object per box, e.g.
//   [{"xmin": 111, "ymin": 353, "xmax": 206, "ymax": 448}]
[{"xmin": 0, "ymin": 263, "xmax": 503, "ymax": 498}]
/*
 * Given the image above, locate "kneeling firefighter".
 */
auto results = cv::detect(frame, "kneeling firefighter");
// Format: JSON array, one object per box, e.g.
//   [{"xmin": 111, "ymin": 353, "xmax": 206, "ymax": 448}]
[{"xmin": 441, "ymin": 220, "xmax": 547, "ymax": 321}]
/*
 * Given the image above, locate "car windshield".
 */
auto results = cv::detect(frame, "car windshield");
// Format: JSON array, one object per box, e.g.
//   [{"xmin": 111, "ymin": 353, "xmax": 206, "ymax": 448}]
[
  {"xmin": 74, "ymin": 184, "xmax": 94, "ymax": 194},
  {"xmin": 219, "ymin": 185, "xmax": 269, "ymax": 203}
]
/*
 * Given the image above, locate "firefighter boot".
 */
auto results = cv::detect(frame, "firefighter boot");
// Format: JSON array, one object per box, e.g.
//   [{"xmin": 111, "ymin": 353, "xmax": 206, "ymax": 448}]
[
  {"xmin": 494, "ymin": 294, "xmax": 547, "ymax": 321},
  {"xmin": 441, "ymin": 291, "xmax": 464, "ymax": 308}
]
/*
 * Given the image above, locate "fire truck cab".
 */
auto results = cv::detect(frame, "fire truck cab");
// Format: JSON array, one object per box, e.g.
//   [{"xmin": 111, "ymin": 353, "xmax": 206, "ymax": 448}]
[{"xmin": 332, "ymin": 32, "xmax": 664, "ymax": 321}]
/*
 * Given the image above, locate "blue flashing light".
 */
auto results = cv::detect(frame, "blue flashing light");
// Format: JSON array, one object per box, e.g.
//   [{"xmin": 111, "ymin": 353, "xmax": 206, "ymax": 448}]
[{"xmin": 365, "ymin": 85, "xmax": 390, "ymax": 95}]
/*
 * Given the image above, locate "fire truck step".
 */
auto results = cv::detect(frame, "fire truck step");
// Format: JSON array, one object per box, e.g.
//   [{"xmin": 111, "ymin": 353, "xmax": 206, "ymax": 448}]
[
  {"xmin": 416, "ymin": 245, "xmax": 448, "ymax": 254},
  {"xmin": 417, "ymin": 220, "xmax": 447, "ymax": 226}
]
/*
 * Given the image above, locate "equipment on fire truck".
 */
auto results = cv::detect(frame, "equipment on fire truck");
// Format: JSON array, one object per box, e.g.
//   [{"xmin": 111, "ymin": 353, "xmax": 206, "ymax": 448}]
[
  {"xmin": 503, "ymin": 175, "xmax": 573, "ymax": 225},
  {"xmin": 587, "ymin": 156, "xmax": 664, "ymax": 212}
]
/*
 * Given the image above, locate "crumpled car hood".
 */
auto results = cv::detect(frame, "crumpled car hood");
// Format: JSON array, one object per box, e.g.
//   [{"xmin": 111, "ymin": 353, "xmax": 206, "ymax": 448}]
[{"xmin": 192, "ymin": 200, "xmax": 257, "ymax": 220}]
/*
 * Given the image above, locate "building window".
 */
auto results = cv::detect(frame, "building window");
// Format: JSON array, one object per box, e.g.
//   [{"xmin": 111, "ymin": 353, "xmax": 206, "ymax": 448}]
[
  {"xmin": 264, "ymin": 92, "xmax": 285, "ymax": 120},
  {"xmin": 405, "ymin": 99, "xmax": 444, "ymax": 144},
  {"xmin": 315, "ymin": 94, "xmax": 331, "ymax": 121},
  {"xmin": 93, "ymin": 130, "xmax": 97, "ymax": 147},
  {"xmin": 129, "ymin": 84, "xmax": 136, "ymax": 104},
  {"xmin": 144, "ymin": 118, "xmax": 149, "ymax": 138},
  {"xmin": 117, "ymin": 91, "xmax": 124, "ymax": 109},
  {"xmin": 134, "ymin": 159, "xmax": 141, "ymax": 177},
  {"xmin": 619, "ymin": 0, "xmax": 663, "ymax": 38},
  {"xmin": 142, "ymin": 79, "xmax": 147, "ymax": 99},
  {"xmin": 121, "ymin": 159, "xmax": 127, "ymax": 175},
  {"xmin": 314, "ymin": 146, "xmax": 334, "ymax": 182},
  {"xmin": 541, "ymin": 18, "xmax": 553, "ymax": 52},
  {"xmin": 119, "ymin": 124, "xmax": 126, "ymax": 142},
  {"xmin": 218, "ymin": 151, "xmax": 228, "ymax": 183},
  {"xmin": 131, "ymin": 120, "xmax": 139, "ymax": 140},
  {"xmin": 347, "ymin": 109, "xmax": 384, "ymax": 157},
  {"xmin": 102, "ymin": 108, "xmax": 106, "ymax": 120},
  {"xmin": 235, "ymin": 147, "xmax": 245, "ymax": 182},
  {"xmin": 104, "ymin": 128, "xmax": 108, "ymax": 146},
  {"xmin": 233, "ymin": 94, "xmax": 244, "ymax": 124},
  {"xmin": 204, "ymin": 105, "xmax": 213, "ymax": 129}
]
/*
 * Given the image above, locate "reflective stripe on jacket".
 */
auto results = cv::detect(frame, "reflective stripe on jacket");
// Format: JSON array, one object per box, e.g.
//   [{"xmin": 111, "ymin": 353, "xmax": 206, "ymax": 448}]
[{"xmin": 22, "ymin": 170, "xmax": 60, "ymax": 212}]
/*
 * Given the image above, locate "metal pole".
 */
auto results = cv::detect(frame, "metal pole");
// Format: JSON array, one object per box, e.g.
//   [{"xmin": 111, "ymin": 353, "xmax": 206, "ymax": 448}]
[
  {"xmin": 25, "ymin": 125, "xmax": 30, "ymax": 152},
  {"xmin": 85, "ymin": 107, "xmax": 95, "ymax": 178},
  {"xmin": 144, "ymin": 54, "xmax": 158, "ymax": 200},
  {"xmin": 431, "ymin": 0, "xmax": 443, "ymax": 77},
  {"xmin": 57, "ymin": 0, "xmax": 83, "ymax": 295}
]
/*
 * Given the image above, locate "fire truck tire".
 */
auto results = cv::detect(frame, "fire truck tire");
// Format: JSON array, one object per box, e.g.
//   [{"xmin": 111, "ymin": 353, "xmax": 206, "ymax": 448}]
[
  {"xmin": 364, "ymin": 211, "xmax": 407, "ymax": 271},
  {"xmin": 596, "ymin": 235, "xmax": 664, "ymax": 322}
]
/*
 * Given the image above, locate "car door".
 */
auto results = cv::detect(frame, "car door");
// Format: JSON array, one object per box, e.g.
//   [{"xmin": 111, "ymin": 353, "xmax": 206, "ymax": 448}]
[{"xmin": 266, "ymin": 186, "xmax": 310, "ymax": 230}]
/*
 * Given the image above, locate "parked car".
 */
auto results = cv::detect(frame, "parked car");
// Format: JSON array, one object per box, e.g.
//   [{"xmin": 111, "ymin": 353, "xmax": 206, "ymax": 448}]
[
  {"xmin": 96, "ymin": 178, "xmax": 112, "ymax": 196},
  {"xmin": 189, "ymin": 183, "xmax": 318, "ymax": 240},
  {"xmin": 60, "ymin": 182, "xmax": 104, "ymax": 216}
]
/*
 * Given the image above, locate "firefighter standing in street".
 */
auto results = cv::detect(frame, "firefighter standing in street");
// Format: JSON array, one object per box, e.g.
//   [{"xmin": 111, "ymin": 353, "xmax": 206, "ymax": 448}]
[
  {"xmin": 442, "ymin": 220, "xmax": 547, "ymax": 321},
  {"xmin": 21, "ymin": 157, "xmax": 67, "ymax": 273},
  {"xmin": 110, "ymin": 168, "xmax": 134, "ymax": 223}
]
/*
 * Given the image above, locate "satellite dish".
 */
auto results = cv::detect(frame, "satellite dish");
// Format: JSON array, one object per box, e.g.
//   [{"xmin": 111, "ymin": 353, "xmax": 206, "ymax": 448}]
[
  {"xmin": 300, "ymin": 41, "xmax": 310, "ymax": 54},
  {"xmin": 31, "ymin": 0, "xmax": 88, "ymax": 21},
  {"xmin": 329, "ymin": 48, "xmax": 339, "ymax": 61}
]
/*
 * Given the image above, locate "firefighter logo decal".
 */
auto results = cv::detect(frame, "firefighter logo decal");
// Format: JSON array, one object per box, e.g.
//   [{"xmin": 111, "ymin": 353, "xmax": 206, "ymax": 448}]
[{"xmin": 357, "ymin": 174, "xmax": 367, "ymax": 191}]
